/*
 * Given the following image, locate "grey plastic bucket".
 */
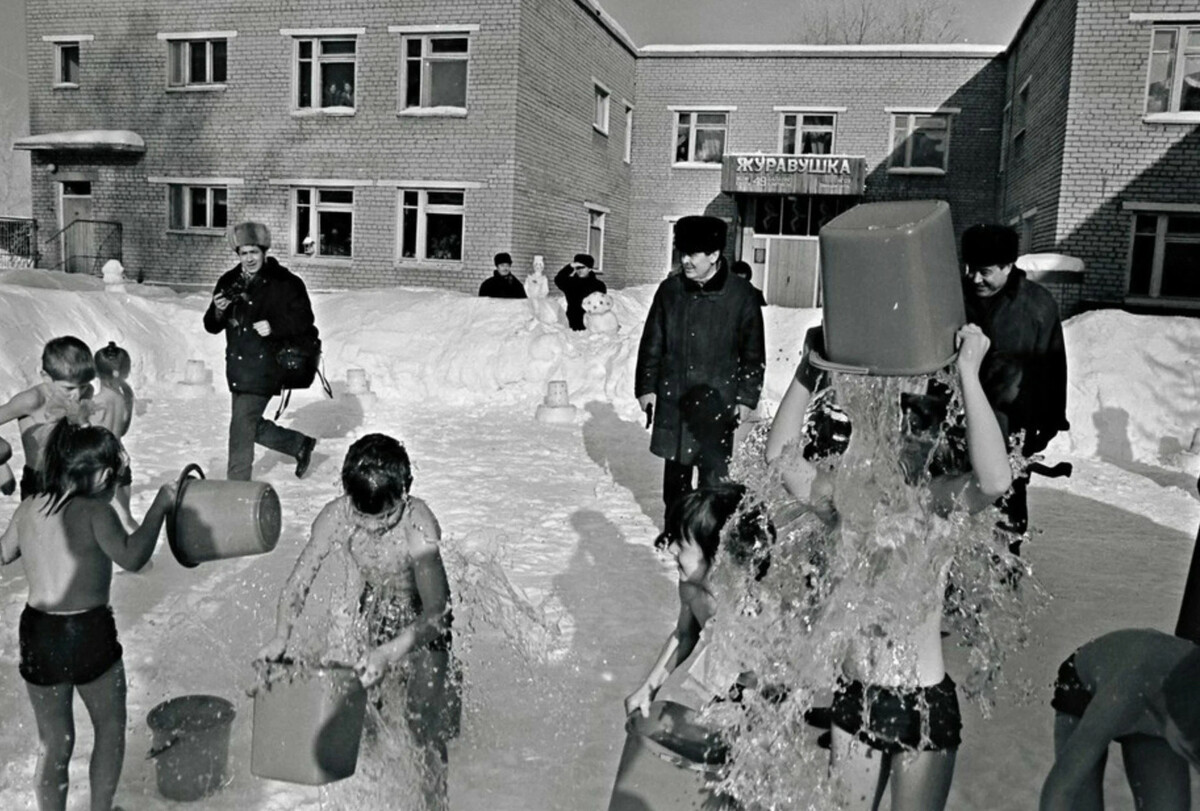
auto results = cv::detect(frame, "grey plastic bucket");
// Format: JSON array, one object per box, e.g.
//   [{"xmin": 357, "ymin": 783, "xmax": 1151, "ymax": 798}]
[
  {"xmin": 167, "ymin": 463, "xmax": 281, "ymax": 568},
  {"xmin": 146, "ymin": 694, "xmax": 235, "ymax": 802}
]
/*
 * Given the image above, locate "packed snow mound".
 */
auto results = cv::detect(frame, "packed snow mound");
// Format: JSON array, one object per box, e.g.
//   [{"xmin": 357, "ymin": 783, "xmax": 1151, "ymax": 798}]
[{"xmin": 0, "ymin": 269, "xmax": 1195, "ymax": 466}]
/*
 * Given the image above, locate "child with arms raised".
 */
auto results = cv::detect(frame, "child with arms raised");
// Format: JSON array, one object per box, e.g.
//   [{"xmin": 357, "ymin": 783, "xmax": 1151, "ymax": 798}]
[{"xmin": 0, "ymin": 421, "xmax": 174, "ymax": 811}]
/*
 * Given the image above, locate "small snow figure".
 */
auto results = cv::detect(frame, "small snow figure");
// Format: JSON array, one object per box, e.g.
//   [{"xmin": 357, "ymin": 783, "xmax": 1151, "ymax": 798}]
[
  {"xmin": 581, "ymin": 292, "xmax": 619, "ymax": 334},
  {"xmin": 524, "ymin": 255, "xmax": 560, "ymax": 326},
  {"xmin": 101, "ymin": 259, "xmax": 126, "ymax": 292}
]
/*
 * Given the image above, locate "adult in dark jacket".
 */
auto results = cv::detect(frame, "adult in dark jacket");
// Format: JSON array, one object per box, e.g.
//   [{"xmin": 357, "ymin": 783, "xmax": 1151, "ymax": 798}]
[
  {"xmin": 636, "ymin": 216, "xmax": 766, "ymax": 510},
  {"xmin": 478, "ymin": 252, "xmax": 526, "ymax": 299},
  {"xmin": 203, "ymin": 222, "xmax": 318, "ymax": 481},
  {"xmin": 554, "ymin": 253, "xmax": 606, "ymax": 330},
  {"xmin": 962, "ymin": 223, "xmax": 1069, "ymax": 548}
]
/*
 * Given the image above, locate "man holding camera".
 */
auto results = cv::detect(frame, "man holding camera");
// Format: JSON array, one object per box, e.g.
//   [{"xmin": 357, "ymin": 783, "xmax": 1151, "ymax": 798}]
[{"xmin": 203, "ymin": 221, "xmax": 318, "ymax": 481}]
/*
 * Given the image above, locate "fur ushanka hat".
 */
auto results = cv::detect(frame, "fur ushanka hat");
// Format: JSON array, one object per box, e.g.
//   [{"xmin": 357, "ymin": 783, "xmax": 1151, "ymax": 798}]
[{"xmin": 229, "ymin": 221, "xmax": 272, "ymax": 252}]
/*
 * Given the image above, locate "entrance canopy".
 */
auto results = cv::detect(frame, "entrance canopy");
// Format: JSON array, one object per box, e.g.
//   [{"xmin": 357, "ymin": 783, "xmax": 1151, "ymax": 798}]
[
  {"xmin": 13, "ymin": 130, "xmax": 145, "ymax": 153},
  {"xmin": 722, "ymin": 153, "xmax": 865, "ymax": 196}
]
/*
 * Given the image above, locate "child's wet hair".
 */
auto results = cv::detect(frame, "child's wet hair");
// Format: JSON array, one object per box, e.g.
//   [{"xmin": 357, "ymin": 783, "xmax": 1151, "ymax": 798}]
[
  {"xmin": 342, "ymin": 433, "xmax": 413, "ymax": 515},
  {"xmin": 1163, "ymin": 647, "xmax": 1200, "ymax": 749},
  {"xmin": 42, "ymin": 336, "xmax": 95, "ymax": 385},
  {"xmin": 40, "ymin": 421, "xmax": 126, "ymax": 515},
  {"xmin": 654, "ymin": 483, "xmax": 748, "ymax": 567},
  {"xmin": 94, "ymin": 341, "xmax": 132, "ymax": 379}
]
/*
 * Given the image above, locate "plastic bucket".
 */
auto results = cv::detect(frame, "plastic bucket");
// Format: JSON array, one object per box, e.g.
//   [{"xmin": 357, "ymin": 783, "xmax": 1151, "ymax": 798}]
[
  {"xmin": 167, "ymin": 464, "xmax": 281, "ymax": 568},
  {"xmin": 607, "ymin": 701, "xmax": 735, "ymax": 811},
  {"xmin": 146, "ymin": 694, "xmax": 235, "ymax": 802},
  {"xmin": 815, "ymin": 200, "xmax": 965, "ymax": 376},
  {"xmin": 251, "ymin": 661, "xmax": 368, "ymax": 785}
]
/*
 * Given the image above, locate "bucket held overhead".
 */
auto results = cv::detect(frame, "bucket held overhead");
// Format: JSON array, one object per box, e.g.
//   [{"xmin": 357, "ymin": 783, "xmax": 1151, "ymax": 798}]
[{"xmin": 167, "ymin": 463, "xmax": 282, "ymax": 568}]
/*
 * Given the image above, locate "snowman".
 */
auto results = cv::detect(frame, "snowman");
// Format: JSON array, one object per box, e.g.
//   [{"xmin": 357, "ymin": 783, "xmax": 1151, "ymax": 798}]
[{"xmin": 581, "ymin": 291, "xmax": 620, "ymax": 334}]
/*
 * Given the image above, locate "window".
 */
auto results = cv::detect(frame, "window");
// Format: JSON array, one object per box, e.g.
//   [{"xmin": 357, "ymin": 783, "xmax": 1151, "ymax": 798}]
[
  {"xmin": 168, "ymin": 39, "xmax": 227, "ymax": 87},
  {"xmin": 587, "ymin": 209, "xmax": 606, "ymax": 269},
  {"xmin": 888, "ymin": 112, "xmax": 952, "ymax": 173},
  {"xmin": 780, "ymin": 113, "xmax": 836, "ymax": 155},
  {"xmin": 624, "ymin": 104, "xmax": 633, "ymax": 163},
  {"xmin": 402, "ymin": 35, "xmax": 469, "ymax": 111},
  {"xmin": 294, "ymin": 37, "xmax": 357, "ymax": 111},
  {"xmin": 674, "ymin": 111, "xmax": 728, "ymax": 165},
  {"xmin": 56, "ymin": 43, "xmax": 80, "ymax": 85},
  {"xmin": 398, "ymin": 189, "xmax": 465, "ymax": 262},
  {"xmin": 1129, "ymin": 212, "xmax": 1200, "ymax": 298},
  {"xmin": 752, "ymin": 196, "xmax": 855, "ymax": 237},
  {"xmin": 294, "ymin": 187, "xmax": 354, "ymax": 257},
  {"xmin": 168, "ymin": 185, "xmax": 227, "ymax": 230},
  {"xmin": 593, "ymin": 83, "xmax": 610, "ymax": 134},
  {"xmin": 1145, "ymin": 25, "xmax": 1200, "ymax": 114}
]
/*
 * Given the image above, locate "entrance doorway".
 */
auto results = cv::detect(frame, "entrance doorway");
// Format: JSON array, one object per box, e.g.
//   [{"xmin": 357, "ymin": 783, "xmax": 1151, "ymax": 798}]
[
  {"xmin": 766, "ymin": 238, "xmax": 820, "ymax": 308},
  {"xmin": 59, "ymin": 180, "xmax": 92, "ymax": 273}
]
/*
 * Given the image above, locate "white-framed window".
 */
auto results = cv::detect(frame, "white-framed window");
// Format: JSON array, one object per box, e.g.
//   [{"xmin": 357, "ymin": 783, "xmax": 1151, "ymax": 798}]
[
  {"xmin": 999, "ymin": 100, "xmax": 1011, "ymax": 173},
  {"xmin": 1144, "ymin": 24, "xmax": 1200, "ymax": 115},
  {"xmin": 593, "ymin": 81, "xmax": 610, "ymax": 134},
  {"xmin": 167, "ymin": 184, "xmax": 227, "ymax": 231},
  {"xmin": 165, "ymin": 38, "xmax": 229, "ymax": 88},
  {"xmin": 400, "ymin": 33, "xmax": 470, "ymax": 112},
  {"xmin": 56, "ymin": 43, "xmax": 80, "ymax": 85},
  {"xmin": 586, "ymin": 207, "xmax": 606, "ymax": 269},
  {"xmin": 398, "ymin": 188, "xmax": 465, "ymax": 262},
  {"xmin": 1128, "ymin": 210, "xmax": 1200, "ymax": 298},
  {"xmin": 290, "ymin": 35, "xmax": 359, "ymax": 111},
  {"xmin": 623, "ymin": 103, "xmax": 633, "ymax": 163},
  {"xmin": 673, "ymin": 110, "xmax": 729, "ymax": 165},
  {"xmin": 294, "ymin": 187, "xmax": 354, "ymax": 257},
  {"xmin": 780, "ymin": 113, "xmax": 836, "ymax": 155},
  {"xmin": 887, "ymin": 110, "xmax": 954, "ymax": 173}
]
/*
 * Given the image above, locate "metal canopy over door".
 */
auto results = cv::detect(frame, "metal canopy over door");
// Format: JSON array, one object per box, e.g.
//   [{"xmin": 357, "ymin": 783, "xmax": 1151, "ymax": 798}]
[
  {"xmin": 59, "ymin": 181, "xmax": 93, "ymax": 273},
  {"xmin": 766, "ymin": 238, "xmax": 820, "ymax": 308}
]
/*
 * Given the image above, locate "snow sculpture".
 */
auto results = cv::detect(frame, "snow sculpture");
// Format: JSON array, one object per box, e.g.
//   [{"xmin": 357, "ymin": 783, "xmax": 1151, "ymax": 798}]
[
  {"xmin": 535, "ymin": 379, "xmax": 578, "ymax": 424},
  {"xmin": 344, "ymin": 367, "xmax": 377, "ymax": 408},
  {"xmin": 101, "ymin": 259, "xmax": 126, "ymax": 293},
  {"xmin": 525, "ymin": 255, "xmax": 560, "ymax": 326},
  {"xmin": 177, "ymin": 359, "xmax": 215, "ymax": 398},
  {"xmin": 581, "ymin": 292, "xmax": 619, "ymax": 334}
]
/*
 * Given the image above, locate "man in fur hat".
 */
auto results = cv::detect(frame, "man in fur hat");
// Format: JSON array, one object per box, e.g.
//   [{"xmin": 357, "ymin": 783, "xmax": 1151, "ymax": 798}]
[
  {"xmin": 554, "ymin": 253, "xmax": 606, "ymax": 330},
  {"xmin": 478, "ymin": 252, "xmax": 527, "ymax": 299},
  {"xmin": 635, "ymin": 215, "xmax": 766, "ymax": 510},
  {"xmin": 203, "ymin": 221, "xmax": 318, "ymax": 480}
]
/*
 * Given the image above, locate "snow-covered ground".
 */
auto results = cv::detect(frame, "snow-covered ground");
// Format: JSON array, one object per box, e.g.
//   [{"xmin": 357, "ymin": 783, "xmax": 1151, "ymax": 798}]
[{"xmin": 0, "ymin": 268, "xmax": 1197, "ymax": 809}]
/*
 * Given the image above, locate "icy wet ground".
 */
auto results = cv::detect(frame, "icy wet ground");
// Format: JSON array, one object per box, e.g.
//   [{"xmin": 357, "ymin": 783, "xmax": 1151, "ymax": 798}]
[{"xmin": 0, "ymin": 390, "xmax": 1197, "ymax": 810}]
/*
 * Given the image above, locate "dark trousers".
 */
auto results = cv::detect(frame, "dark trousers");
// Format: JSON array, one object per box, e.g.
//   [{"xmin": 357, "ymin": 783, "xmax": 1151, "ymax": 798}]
[
  {"xmin": 228, "ymin": 392, "xmax": 309, "ymax": 481},
  {"xmin": 662, "ymin": 457, "xmax": 728, "ymax": 513}
]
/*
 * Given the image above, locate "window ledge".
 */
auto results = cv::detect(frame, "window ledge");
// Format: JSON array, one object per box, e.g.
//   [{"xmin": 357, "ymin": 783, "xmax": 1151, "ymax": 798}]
[
  {"xmin": 294, "ymin": 255, "xmax": 354, "ymax": 263},
  {"xmin": 1124, "ymin": 295, "xmax": 1200, "ymax": 310},
  {"xmin": 53, "ymin": 83, "xmax": 80, "ymax": 90},
  {"xmin": 292, "ymin": 107, "xmax": 357, "ymax": 117},
  {"xmin": 593, "ymin": 124, "xmax": 609, "ymax": 136},
  {"xmin": 396, "ymin": 259, "xmax": 465, "ymax": 268},
  {"xmin": 398, "ymin": 107, "xmax": 467, "ymax": 118},
  {"xmin": 1143, "ymin": 112, "xmax": 1200, "ymax": 125},
  {"xmin": 887, "ymin": 167, "xmax": 947, "ymax": 176},
  {"xmin": 166, "ymin": 228, "xmax": 225, "ymax": 237},
  {"xmin": 166, "ymin": 84, "xmax": 228, "ymax": 93},
  {"xmin": 1012, "ymin": 127, "xmax": 1026, "ymax": 140},
  {"xmin": 672, "ymin": 161, "xmax": 723, "ymax": 170}
]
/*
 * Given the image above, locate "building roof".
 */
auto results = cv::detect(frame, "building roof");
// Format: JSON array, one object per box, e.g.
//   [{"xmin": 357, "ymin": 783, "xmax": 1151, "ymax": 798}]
[
  {"xmin": 638, "ymin": 43, "xmax": 1006, "ymax": 58},
  {"xmin": 13, "ymin": 130, "xmax": 146, "ymax": 153}
]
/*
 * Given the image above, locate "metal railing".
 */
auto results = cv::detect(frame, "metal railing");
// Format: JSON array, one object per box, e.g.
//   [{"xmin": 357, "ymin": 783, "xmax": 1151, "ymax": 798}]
[
  {"xmin": 0, "ymin": 217, "xmax": 39, "ymax": 268},
  {"xmin": 42, "ymin": 219, "xmax": 123, "ymax": 275}
]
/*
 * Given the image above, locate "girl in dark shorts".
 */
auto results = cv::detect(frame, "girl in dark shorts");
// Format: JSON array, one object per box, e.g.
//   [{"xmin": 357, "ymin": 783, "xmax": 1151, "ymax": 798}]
[{"xmin": 0, "ymin": 421, "xmax": 174, "ymax": 811}]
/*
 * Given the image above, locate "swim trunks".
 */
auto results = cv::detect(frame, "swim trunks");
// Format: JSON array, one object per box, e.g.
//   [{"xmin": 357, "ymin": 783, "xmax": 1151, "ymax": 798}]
[
  {"xmin": 19, "ymin": 604, "xmax": 123, "ymax": 686},
  {"xmin": 19, "ymin": 465, "xmax": 40, "ymax": 501},
  {"xmin": 831, "ymin": 675, "xmax": 962, "ymax": 753},
  {"xmin": 358, "ymin": 582, "xmax": 453, "ymax": 653}
]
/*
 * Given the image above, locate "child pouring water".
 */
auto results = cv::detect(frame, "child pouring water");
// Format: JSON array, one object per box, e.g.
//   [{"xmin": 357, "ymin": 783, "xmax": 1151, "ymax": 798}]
[
  {"xmin": 259, "ymin": 433, "xmax": 458, "ymax": 810},
  {"xmin": 0, "ymin": 421, "xmax": 175, "ymax": 811}
]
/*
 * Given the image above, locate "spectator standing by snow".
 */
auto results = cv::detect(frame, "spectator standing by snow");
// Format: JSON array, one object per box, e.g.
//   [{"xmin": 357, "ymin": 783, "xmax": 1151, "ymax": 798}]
[
  {"xmin": 478, "ymin": 252, "xmax": 526, "ymax": 299},
  {"xmin": 555, "ymin": 253, "xmax": 606, "ymax": 331}
]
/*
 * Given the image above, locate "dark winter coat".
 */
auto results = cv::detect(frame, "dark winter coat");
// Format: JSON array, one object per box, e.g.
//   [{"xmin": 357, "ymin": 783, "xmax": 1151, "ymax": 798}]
[
  {"xmin": 964, "ymin": 268, "xmax": 1068, "ymax": 455},
  {"xmin": 635, "ymin": 263, "xmax": 766, "ymax": 466},
  {"xmin": 554, "ymin": 265, "xmax": 607, "ymax": 330},
  {"xmin": 203, "ymin": 257, "xmax": 318, "ymax": 396},
  {"xmin": 478, "ymin": 271, "xmax": 528, "ymax": 299}
]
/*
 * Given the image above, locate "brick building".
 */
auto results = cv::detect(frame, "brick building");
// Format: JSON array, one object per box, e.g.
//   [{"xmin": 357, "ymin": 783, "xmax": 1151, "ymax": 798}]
[{"xmin": 16, "ymin": 0, "xmax": 1199, "ymax": 312}]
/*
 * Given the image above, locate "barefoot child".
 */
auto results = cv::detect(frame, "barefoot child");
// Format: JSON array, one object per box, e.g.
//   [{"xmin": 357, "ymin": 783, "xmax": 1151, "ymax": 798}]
[
  {"xmin": 1040, "ymin": 628, "xmax": 1200, "ymax": 810},
  {"xmin": 259, "ymin": 434, "xmax": 458, "ymax": 810},
  {"xmin": 0, "ymin": 421, "xmax": 175, "ymax": 811},
  {"xmin": 90, "ymin": 342, "xmax": 136, "ymax": 525},
  {"xmin": 0, "ymin": 336, "xmax": 96, "ymax": 500}
]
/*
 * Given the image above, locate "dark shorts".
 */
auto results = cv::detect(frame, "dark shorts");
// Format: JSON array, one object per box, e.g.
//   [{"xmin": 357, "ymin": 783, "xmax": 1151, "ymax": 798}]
[
  {"xmin": 831, "ymin": 674, "xmax": 962, "ymax": 753},
  {"xmin": 1050, "ymin": 654, "xmax": 1092, "ymax": 718},
  {"xmin": 358, "ymin": 583, "xmax": 453, "ymax": 653},
  {"xmin": 20, "ymin": 465, "xmax": 40, "ymax": 501},
  {"xmin": 19, "ymin": 604, "xmax": 123, "ymax": 687}
]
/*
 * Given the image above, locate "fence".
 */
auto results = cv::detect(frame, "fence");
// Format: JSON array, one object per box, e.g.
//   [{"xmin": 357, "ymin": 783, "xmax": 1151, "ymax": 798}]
[
  {"xmin": 43, "ymin": 219, "xmax": 123, "ymax": 275},
  {"xmin": 0, "ymin": 217, "xmax": 38, "ymax": 268}
]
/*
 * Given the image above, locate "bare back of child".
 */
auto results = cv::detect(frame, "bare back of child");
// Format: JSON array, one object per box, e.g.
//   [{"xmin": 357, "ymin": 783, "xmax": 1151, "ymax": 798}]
[{"xmin": 92, "ymin": 342, "xmax": 134, "ymax": 439}]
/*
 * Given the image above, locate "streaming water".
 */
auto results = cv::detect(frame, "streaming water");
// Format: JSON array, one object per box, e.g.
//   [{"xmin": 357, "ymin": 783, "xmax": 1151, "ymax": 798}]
[{"xmin": 693, "ymin": 372, "xmax": 1046, "ymax": 809}]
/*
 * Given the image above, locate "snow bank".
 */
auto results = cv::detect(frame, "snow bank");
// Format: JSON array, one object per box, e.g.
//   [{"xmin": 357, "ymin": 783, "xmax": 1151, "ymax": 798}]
[{"xmin": 1, "ymin": 269, "xmax": 1196, "ymax": 467}]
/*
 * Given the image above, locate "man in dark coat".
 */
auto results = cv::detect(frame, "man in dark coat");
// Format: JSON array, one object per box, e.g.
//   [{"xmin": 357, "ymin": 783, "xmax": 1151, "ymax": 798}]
[
  {"xmin": 554, "ymin": 253, "xmax": 606, "ymax": 330},
  {"xmin": 203, "ymin": 221, "xmax": 318, "ymax": 481},
  {"xmin": 478, "ymin": 252, "xmax": 527, "ymax": 299},
  {"xmin": 636, "ymin": 216, "xmax": 767, "ymax": 510},
  {"xmin": 962, "ymin": 223, "xmax": 1069, "ymax": 549}
]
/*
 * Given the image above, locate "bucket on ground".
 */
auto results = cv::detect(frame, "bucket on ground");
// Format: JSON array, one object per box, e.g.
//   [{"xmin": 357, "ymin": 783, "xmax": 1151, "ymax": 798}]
[
  {"xmin": 167, "ymin": 463, "xmax": 281, "ymax": 568},
  {"xmin": 251, "ymin": 660, "xmax": 368, "ymax": 785},
  {"xmin": 146, "ymin": 694, "xmax": 236, "ymax": 802},
  {"xmin": 607, "ymin": 700, "xmax": 736, "ymax": 811},
  {"xmin": 815, "ymin": 199, "xmax": 965, "ymax": 376}
]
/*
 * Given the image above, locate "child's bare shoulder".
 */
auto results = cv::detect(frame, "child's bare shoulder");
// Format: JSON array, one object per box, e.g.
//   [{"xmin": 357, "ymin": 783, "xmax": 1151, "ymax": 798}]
[
  {"xmin": 1, "ymin": 385, "xmax": 47, "ymax": 414},
  {"xmin": 404, "ymin": 497, "xmax": 441, "ymax": 544}
]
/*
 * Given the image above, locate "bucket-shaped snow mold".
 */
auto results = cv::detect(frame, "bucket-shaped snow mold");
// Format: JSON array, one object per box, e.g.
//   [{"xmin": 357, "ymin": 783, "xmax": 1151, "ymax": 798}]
[
  {"xmin": 146, "ymin": 694, "xmax": 235, "ymax": 802},
  {"xmin": 167, "ymin": 463, "xmax": 281, "ymax": 568},
  {"xmin": 814, "ymin": 199, "xmax": 965, "ymax": 376},
  {"xmin": 251, "ymin": 660, "xmax": 368, "ymax": 785},
  {"xmin": 607, "ymin": 700, "xmax": 734, "ymax": 810}
]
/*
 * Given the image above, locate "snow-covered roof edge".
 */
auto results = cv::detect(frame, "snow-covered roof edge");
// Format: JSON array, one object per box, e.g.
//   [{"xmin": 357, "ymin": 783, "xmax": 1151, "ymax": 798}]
[
  {"xmin": 13, "ymin": 130, "xmax": 146, "ymax": 153},
  {"xmin": 574, "ymin": 0, "xmax": 639, "ymax": 55},
  {"xmin": 638, "ymin": 43, "xmax": 1006, "ymax": 59}
]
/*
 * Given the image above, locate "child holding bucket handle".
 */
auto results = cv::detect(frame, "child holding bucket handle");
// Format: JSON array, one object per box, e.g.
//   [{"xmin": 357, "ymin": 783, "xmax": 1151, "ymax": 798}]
[
  {"xmin": 90, "ymin": 342, "xmax": 137, "ymax": 533},
  {"xmin": 259, "ymin": 433, "xmax": 456, "ymax": 809},
  {"xmin": 0, "ymin": 420, "xmax": 175, "ymax": 811}
]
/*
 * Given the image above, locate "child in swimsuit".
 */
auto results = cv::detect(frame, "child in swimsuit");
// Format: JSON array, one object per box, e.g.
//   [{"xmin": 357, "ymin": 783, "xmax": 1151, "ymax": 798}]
[
  {"xmin": 0, "ymin": 420, "xmax": 175, "ymax": 811},
  {"xmin": 0, "ymin": 436, "xmax": 14, "ymax": 496},
  {"xmin": 0, "ymin": 336, "xmax": 96, "ymax": 500},
  {"xmin": 1041, "ymin": 628, "xmax": 1200, "ymax": 810},
  {"xmin": 260, "ymin": 433, "xmax": 457, "ymax": 810},
  {"xmin": 91, "ymin": 342, "xmax": 136, "ymax": 526}
]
